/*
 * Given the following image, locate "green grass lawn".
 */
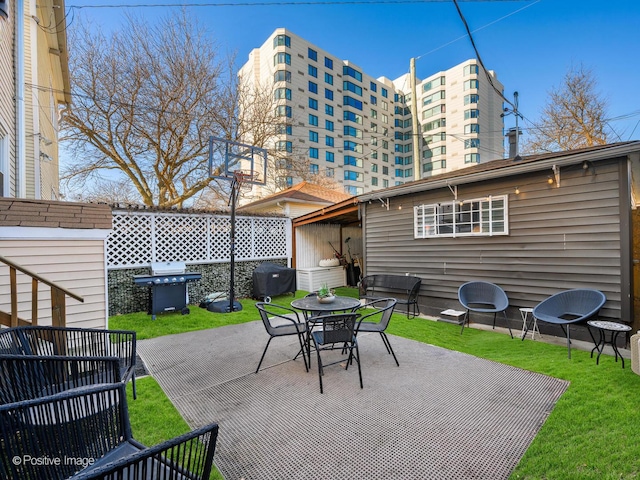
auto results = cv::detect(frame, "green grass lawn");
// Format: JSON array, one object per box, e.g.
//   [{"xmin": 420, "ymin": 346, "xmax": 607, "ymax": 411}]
[{"xmin": 114, "ymin": 288, "xmax": 640, "ymax": 480}]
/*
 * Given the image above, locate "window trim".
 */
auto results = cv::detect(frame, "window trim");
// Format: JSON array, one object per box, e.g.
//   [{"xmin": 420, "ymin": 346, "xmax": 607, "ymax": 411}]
[{"xmin": 414, "ymin": 195, "xmax": 509, "ymax": 238}]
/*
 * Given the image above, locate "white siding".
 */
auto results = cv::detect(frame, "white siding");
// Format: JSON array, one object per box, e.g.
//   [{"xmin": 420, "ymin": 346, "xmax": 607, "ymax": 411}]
[{"xmin": 0, "ymin": 239, "xmax": 107, "ymax": 328}]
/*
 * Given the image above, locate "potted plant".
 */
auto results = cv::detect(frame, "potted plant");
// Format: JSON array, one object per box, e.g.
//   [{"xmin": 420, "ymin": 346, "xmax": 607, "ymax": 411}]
[{"xmin": 316, "ymin": 283, "xmax": 336, "ymax": 303}]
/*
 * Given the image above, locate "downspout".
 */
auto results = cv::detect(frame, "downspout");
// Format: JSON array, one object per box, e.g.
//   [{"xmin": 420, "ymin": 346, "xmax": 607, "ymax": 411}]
[
  {"xmin": 410, "ymin": 58, "xmax": 421, "ymax": 181},
  {"xmin": 15, "ymin": 0, "xmax": 26, "ymax": 197}
]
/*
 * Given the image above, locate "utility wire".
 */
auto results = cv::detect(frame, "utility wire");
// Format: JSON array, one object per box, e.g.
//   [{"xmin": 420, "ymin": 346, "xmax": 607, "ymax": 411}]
[{"xmin": 67, "ymin": 0, "xmax": 527, "ymax": 9}]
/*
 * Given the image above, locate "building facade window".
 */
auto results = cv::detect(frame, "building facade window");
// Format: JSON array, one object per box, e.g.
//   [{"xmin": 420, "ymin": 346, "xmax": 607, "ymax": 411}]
[
  {"xmin": 308, "ymin": 48, "xmax": 317, "ymax": 61},
  {"xmin": 422, "ymin": 160, "xmax": 446, "ymax": 173},
  {"xmin": 414, "ymin": 196, "xmax": 508, "ymax": 238},
  {"xmin": 310, "ymin": 163, "xmax": 319, "ymax": 173},
  {"xmin": 274, "ymin": 70, "xmax": 291, "ymax": 83},
  {"xmin": 463, "ymin": 64, "xmax": 479, "ymax": 75},
  {"xmin": 309, "ymin": 114, "xmax": 318, "ymax": 126},
  {"xmin": 325, "ymin": 88, "xmax": 333, "ymax": 100},
  {"xmin": 464, "ymin": 124, "xmax": 480, "ymax": 134},
  {"xmin": 275, "ymin": 105, "xmax": 292, "ymax": 117},
  {"xmin": 343, "ymin": 81, "xmax": 363, "ymax": 96},
  {"xmin": 423, "ymin": 90, "xmax": 445, "ymax": 105},
  {"xmin": 274, "ymin": 87, "xmax": 291, "ymax": 100},
  {"xmin": 309, "ymin": 147, "xmax": 319, "ymax": 159},
  {"xmin": 371, "ymin": 177, "xmax": 379, "ymax": 186},
  {"xmin": 423, "ymin": 76, "xmax": 445, "ymax": 92},
  {"xmin": 381, "ymin": 87, "xmax": 388, "ymax": 98},
  {"xmin": 344, "ymin": 170, "xmax": 363, "ymax": 181},
  {"xmin": 423, "ymin": 118, "xmax": 446, "ymax": 131},
  {"xmin": 325, "ymin": 72, "xmax": 333, "ymax": 85},
  {"xmin": 371, "ymin": 163, "xmax": 378, "ymax": 173},
  {"xmin": 344, "ymin": 141, "xmax": 362, "ymax": 153},
  {"xmin": 344, "ymin": 155, "xmax": 361, "ymax": 167},
  {"xmin": 325, "ymin": 104, "xmax": 334, "ymax": 116},
  {"xmin": 325, "ymin": 119, "xmax": 334, "ymax": 131},
  {"xmin": 370, "ymin": 81, "xmax": 377, "ymax": 92},
  {"xmin": 308, "ymin": 65, "xmax": 317, "ymax": 77},
  {"xmin": 326, "ymin": 151, "xmax": 335, "ymax": 162},
  {"xmin": 344, "ymin": 126, "xmax": 362, "ymax": 138},
  {"xmin": 275, "ymin": 124, "xmax": 292, "ymax": 135},
  {"xmin": 344, "ymin": 111, "xmax": 363, "ymax": 124},
  {"xmin": 344, "ymin": 96, "xmax": 363, "ymax": 110},
  {"xmin": 326, "ymin": 167, "xmax": 334, "ymax": 177},
  {"xmin": 423, "ymin": 146, "xmax": 446, "ymax": 158},
  {"xmin": 370, "ymin": 95, "xmax": 377, "ymax": 105},
  {"xmin": 309, "ymin": 98, "xmax": 318, "ymax": 110},
  {"xmin": 273, "ymin": 34, "xmax": 291, "ymax": 48},
  {"xmin": 276, "ymin": 140, "xmax": 292, "ymax": 152},
  {"xmin": 464, "ymin": 109, "xmax": 480, "ymax": 120},
  {"xmin": 343, "ymin": 65, "xmax": 363, "ymax": 81},
  {"xmin": 465, "ymin": 153, "xmax": 481, "ymax": 164},
  {"xmin": 325, "ymin": 57, "xmax": 333, "ymax": 69},
  {"xmin": 464, "ymin": 94, "xmax": 479, "ymax": 105},
  {"xmin": 308, "ymin": 81, "xmax": 318, "ymax": 93},
  {"xmin": 309, "ymin": 130, "xmax": 319, "ymax": 142},
  {"xmin": 464, "ymin": 138, "xmax": 480, "ymax": 148},
  {"xmin": 325, "ymin": 135, "xmax": 334, "ymax": 146},
  {"xmin": 422, "ymin": 104, "xmax": 446, "ymax": 120},
  {"xmin": 464, "ymin": 79, "xmax": 479, "ymax": 90},
  {"xmin": 274, "ymin": 52, "xmax": 291, "ymax": 65}
]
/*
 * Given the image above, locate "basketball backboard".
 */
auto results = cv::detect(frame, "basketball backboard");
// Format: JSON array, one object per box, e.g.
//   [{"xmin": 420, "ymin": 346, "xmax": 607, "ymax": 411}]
[{"xmin": 208, "ymin": 136, "xmax": 267, "ymax": 186}]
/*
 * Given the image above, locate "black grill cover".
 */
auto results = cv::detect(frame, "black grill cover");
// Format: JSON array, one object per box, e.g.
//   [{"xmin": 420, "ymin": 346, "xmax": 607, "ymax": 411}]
[{"xmin": 252, "ymin": 263, "xmax": 296, "ymax": 299}]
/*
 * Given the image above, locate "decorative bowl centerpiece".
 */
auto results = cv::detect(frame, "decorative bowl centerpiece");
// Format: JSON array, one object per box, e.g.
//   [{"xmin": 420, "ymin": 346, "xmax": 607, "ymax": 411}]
[{"xmin": 316, "ymin": 283, "xmax": 336, "ymax": 303}]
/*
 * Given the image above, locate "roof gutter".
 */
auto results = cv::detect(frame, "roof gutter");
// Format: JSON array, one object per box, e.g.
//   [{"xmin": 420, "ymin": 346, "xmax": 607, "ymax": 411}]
[{"xmin": 359, "ymin": 143, "xmax": 640, "ymax": 202}]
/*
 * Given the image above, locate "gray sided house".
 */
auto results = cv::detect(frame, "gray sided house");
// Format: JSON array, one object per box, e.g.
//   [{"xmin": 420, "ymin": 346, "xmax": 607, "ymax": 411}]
[{"xmin": 356, "ymin": 141, "xmax": 640, "ymax": 337}]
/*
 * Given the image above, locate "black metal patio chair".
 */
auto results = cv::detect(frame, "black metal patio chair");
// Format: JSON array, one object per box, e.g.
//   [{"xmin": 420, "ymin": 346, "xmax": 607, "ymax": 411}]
[
  {"xmin": 309, "ymin": 312, "xmax": 362, "ymax": 394},
  {"xmin": 0, "ymin": 382, "xmax": 218, "ymax": 480},
  {"xmin": 0, "ymin": 354, "xmax": 122, "ymax": 404},
  {"xmin": 354, "ymin": 298, "xmax": 399, "ymax": 366},
  {"xmin": 255, "ymin": 302, "xmax": 309, "ymax": 373},
  {"xmin": 0, "ymin": 325, "xmax": 138, "ymax": 398},
  {"xmin": 458, "ymin": 281, "xmax": 513, "ymax": 338}
]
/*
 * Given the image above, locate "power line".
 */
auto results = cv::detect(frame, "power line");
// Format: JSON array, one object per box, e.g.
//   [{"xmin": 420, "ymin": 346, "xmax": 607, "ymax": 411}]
[{"xmin": 67, "ymin": 0, "xmax": 527, "ymax": 9}]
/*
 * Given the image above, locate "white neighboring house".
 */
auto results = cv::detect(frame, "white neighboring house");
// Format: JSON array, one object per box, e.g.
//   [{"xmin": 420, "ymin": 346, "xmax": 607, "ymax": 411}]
[
  {"xmin": 0, "ymin": 0, "xmax": 70, "ymax": 200},
  {"xmin": 0, "ymin": 198, "xmax": 112, "ymax": 329}
]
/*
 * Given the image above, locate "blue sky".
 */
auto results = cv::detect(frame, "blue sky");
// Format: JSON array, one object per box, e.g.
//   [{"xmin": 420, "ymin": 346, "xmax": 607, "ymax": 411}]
[{"xmin": 66, "ymin": 0, "xmax": 640, "ymax": 144}]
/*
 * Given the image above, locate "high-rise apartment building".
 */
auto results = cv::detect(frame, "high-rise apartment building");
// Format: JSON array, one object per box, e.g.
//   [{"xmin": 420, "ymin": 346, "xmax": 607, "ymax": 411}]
[{"xmin": 238, "ymin": 28, "xmax": 505, "ymax": 197}]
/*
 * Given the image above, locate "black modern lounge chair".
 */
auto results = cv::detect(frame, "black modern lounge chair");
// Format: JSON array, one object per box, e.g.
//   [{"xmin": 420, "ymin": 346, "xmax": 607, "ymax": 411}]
[
  {"xmin": 533, "ymin": 289, "xmax": 606, "ymax": 359},
  {"xmin": 458, "ymin": 281, "xmax": 513, "ymax": 338}
]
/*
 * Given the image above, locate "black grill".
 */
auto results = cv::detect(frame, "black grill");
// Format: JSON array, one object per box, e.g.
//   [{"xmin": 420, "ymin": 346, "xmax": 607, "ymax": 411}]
[{"xmin": 133, "ymin": 262, "xmax": 201, "ymax": 319}]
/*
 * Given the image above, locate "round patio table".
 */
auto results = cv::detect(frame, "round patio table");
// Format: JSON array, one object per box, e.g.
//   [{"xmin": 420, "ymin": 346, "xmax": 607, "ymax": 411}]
[
  {"xmin": 291, "ymin": 295, "xmax": 362, "ymax": 364},
  {"xmin": 291, "ymin": 295, "xmax": 361, "ymax": 317},
  {"xmin": 587, "ymin": 320, "xmax": 631, "ymax": 368}
]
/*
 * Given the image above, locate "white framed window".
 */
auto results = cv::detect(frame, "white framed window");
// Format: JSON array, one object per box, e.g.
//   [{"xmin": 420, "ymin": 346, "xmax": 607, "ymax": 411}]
[{"xmin": 414, "ymin": 195, "xmax": 508, "ymax": 238}]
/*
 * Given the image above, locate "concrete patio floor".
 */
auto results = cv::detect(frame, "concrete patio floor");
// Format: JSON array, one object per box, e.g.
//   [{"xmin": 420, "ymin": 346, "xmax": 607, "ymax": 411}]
[{"xmin": 137, "ymin": 319, "xmax": 570, "ymax": 480}]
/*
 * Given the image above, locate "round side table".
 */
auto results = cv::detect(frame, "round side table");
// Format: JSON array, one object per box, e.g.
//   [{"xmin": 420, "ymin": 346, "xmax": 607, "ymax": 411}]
[{"xmin": 587, "ymin": 320, "xmax": 631, "ymax": 368}]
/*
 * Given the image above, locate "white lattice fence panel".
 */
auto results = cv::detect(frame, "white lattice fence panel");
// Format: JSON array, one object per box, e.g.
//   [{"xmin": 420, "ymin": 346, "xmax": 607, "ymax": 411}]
[
  {"xmin": 210, "ymin": 216, "xmax": 231, "ymax": 261},
  {"xmin": 234, "ymin": 217, "xmax": 255, "ymax": 260},
  {"xmin": 108, "ymin": 214, "xmax": 153, "ymax": 267},
  {"xmin": 153, "ymin": 214, "xmax": 209, "ymax": 262},
  {"xmin": 108, "ymin": 210, "xmax": 289, "ymax": 268},
  {"xmin": 253, "ymin": 217, "xmax": 289, "ymax": 258}
]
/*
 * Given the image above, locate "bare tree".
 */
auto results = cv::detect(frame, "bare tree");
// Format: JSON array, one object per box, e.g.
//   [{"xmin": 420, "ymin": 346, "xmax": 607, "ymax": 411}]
[
  {"xmin": 61, "ymin": 12, "xmax": 240, "ymax": 207},
  {"xmin": 524, "ymin": 65, "xmax": 611, "ymax": 153}
]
